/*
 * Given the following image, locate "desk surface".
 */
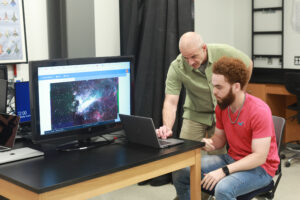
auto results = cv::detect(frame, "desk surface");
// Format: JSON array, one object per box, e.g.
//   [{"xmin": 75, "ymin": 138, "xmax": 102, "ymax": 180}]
[{"xmin": 0, "ymin": 140, "xmax": 203, "ymax": 194}]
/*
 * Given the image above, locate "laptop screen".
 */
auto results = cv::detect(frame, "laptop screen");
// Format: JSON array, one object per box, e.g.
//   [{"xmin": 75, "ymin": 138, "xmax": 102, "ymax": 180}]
[{"xmin": 0, "ymin": 113, "xmax": 20, "ymax": 151}]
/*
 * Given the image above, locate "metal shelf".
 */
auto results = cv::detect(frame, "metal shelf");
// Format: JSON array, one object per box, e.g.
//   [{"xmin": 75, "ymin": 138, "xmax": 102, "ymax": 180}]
[
  {"xmin": 253, "ymin": 54, "xmax": 282, "ymax": 58},
  {"xmin": 252, "ymin": 0, "xmax": 284, "ymax": 69},
  {"xmin": 253, "ymin": 7, "xmax": 282, "ymax": 12},
  {"xmin": 253, "ymin": 31, "xmax": 283, "ymax": 35}
]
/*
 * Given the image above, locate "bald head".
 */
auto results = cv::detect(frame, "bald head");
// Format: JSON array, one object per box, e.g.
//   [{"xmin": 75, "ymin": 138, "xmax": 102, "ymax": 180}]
[
  {"xmin": 179, "ymin": 32, "xmax": 204, "ymax": 52},
  {"xmin": 178, "ymin": 32, "xmax": 207, "ymax": 69}
]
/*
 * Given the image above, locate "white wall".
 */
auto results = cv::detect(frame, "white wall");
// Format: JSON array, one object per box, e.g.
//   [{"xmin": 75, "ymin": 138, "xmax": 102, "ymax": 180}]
[
  {"xmin": 194, "ymin": 0, "xmax": 251, "ymax": 57},
  {"xmin": 233, "ymin": 0, "xmax": 252, "ymax": 57},
  {"xmin": 195, "ymin": 0, "xmax": 300, "ymax": 69},
  {"xmin": 94, "ymin": 0, "xmax": 120, "ymax": 56},
  {"xmin": 195, "ymin": 0, "xmax": 235, "ymax": 45},
  {"xmin": 65, "ymin": 0, "xmax": 95, "ymax": 58},
  {"xmin": 284, "ymin": 0, "xmax": 300, "ymax": 69}
]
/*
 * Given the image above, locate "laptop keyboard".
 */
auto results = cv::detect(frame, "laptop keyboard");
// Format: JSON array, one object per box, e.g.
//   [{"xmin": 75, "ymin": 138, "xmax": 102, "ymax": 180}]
[{"xmin": 158, "ymin": 140, "xmax": 171, "ymax": 145}]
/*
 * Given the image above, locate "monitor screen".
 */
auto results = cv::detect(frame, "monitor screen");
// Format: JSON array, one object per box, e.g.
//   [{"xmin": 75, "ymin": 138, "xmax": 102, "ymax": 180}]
[
  {"xmin": 14, "ymin": 81, "xmax": 31, "ymax": 123},
  {"xmin": 29, "ymin": 56, "xmax": 133, "ymax": 144}
]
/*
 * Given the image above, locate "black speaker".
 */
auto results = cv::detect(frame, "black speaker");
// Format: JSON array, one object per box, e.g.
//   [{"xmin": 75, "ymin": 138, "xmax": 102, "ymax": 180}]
[{"xmin": 0, "ymin": 79, "xmax": 8, "ymax": 113}]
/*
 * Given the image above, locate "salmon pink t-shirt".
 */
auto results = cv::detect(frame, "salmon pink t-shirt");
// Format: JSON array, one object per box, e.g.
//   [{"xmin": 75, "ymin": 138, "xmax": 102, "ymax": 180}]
[{"xmin": 215, "ymin": 94, "xmax": 280, "ymax": 177}]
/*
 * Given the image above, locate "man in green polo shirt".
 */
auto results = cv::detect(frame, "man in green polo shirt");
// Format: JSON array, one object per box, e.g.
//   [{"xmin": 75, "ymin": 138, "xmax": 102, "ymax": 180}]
[{"xmin": 156, "ymin": 32, "xmax": 252, "ymax": 154}]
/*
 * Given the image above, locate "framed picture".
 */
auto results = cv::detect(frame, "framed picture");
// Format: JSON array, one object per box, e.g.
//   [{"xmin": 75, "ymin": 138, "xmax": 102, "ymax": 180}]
[{"xmin": 0, "ymin": 0, "xmax": 27, "ymax": 64}]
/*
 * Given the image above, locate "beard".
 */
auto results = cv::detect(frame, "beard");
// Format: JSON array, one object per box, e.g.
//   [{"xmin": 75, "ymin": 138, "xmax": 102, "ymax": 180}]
[{"xmin": 217, "ymin": 87, "xmax": 235, "ymax": 110}]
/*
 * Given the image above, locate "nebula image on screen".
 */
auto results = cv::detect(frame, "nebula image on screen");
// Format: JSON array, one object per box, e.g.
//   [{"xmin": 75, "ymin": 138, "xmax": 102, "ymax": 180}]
[{"xmin": 50, "ymin": 78, "xmax": 118, "ymax": 131}]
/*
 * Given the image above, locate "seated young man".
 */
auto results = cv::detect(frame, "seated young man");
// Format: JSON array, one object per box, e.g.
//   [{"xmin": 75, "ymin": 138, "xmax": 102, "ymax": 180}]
[{"xmin": 172, "ymin": 56, "xmax": 280, "ymax": 200}]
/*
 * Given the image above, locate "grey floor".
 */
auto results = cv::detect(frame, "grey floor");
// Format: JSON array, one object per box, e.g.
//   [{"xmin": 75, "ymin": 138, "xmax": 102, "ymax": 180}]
[{"xmin": 91, "ymin": 149, "xmax": 300, "ymax": 200}]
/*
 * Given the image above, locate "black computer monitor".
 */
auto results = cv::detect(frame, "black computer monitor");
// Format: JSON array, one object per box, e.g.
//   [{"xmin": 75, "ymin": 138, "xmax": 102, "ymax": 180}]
[
  {"xmin": 14, "ymin": 81, "xmax": 31, "ymax": 123},
  {"xmin": 29, "ymin": 56, "xmax": 134, "ymax": 150}
]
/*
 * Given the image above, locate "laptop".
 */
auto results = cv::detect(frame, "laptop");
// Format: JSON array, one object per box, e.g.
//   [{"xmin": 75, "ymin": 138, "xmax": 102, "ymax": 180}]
[
  {"xmin": 119, "ymin": 114, "xmax": 184, "ymax": 148},
  {"xmin": 0, "ymin": 113, "xmax": 44, "ymax": 164},
  {"xmin": 0, "ymin": 113, "xmax": 19, "ymax": 152},
  {"xmin": 0, "ymin": 147, "xmax": 44, "ymax": 164}
]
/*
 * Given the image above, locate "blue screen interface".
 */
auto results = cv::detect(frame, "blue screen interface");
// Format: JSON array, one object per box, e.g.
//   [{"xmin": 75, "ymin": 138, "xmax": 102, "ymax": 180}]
[{"xmin": 15, "ymin": 81, "xmax": 31, "ymax": 123}]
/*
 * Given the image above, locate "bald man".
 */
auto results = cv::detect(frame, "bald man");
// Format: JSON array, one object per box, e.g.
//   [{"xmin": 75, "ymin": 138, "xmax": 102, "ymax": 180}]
[{"xmin": 156, "ymin": 32, "xmax": 253, "ymax": 155}]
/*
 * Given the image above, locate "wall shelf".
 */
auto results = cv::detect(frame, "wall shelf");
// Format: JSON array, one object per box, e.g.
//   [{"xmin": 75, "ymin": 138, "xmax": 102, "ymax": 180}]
[
  {"xmin": 253, "ymin": 54, "xmax": 282, "ymax": 58},
  {"xmin": 253, "ymin": 31, "xmax": 283, "ymax": 35},
  {"xmin": 252, "ymin": 0, "xmax": 284, "ymax": 69},
  {"xmin": 253, "ymin": 7, "xmax": 283, "ymax": 12}
]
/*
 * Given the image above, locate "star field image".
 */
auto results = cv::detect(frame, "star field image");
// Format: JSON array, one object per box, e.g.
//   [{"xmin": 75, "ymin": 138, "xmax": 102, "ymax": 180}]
[{"xmin": 50, "ymin": 78, "xmax": 118, "ymax": 131}]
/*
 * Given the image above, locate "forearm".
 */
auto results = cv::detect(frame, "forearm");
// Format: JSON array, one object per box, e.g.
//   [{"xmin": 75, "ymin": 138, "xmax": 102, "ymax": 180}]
[
  {"xmin": 227, "ymin": 152, "xmax": 267, "ymax": 174},
  {"xmin": 156, "ymin": 94, "xmax": 179, "ymax": 139},
  {"xmin": 211, "ymin": 133, "xmax": 226, "ymax": 149},
  {"xmin": 202, "ymin": 128, "xmax": 226, "ymax": 152},
  {"xmin": 162, "ymin": 103, "xmax": 177, "ymax": 129},
  {"xmin": 228, "ymin": 137, "xmax": 270, "ymax": 174}
]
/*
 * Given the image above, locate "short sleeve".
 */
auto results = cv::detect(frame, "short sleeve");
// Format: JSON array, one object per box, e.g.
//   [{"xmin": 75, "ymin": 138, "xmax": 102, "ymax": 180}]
[
  {"xmin": 251, "ymin": 107, "xmax": 273, "ymax": 139},
  {"xmin": 165, "ymin": 63, "xmax": 182, "ymax": 95},
  {"xmin": 215, "ymin": 105, "xmax": 224, "ymax": 130}
]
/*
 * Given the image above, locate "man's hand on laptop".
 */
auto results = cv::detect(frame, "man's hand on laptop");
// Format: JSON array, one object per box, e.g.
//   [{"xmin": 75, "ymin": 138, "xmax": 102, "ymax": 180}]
[{"xmin": 156, "ymin": 125, "xmax": 172, "ymax": 139}]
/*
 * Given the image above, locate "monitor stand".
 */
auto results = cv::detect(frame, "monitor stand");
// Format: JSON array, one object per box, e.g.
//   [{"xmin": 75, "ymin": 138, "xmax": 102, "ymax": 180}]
[{"xmin": 56, "ymin": 138, "xmax": 113, "ymax": 152}]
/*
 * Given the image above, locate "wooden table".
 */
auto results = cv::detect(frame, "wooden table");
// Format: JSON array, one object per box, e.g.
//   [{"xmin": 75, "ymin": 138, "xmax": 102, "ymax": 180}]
[{"xmin": 0, "ymin": 140, "xmax": 203, "ymax": 200}]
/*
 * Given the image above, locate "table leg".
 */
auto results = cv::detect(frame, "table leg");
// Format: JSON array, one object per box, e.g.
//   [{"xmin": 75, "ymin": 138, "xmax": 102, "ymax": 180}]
[{"xmin": 190, "ymin": 148, "xmax": 201, "ymax": 200}]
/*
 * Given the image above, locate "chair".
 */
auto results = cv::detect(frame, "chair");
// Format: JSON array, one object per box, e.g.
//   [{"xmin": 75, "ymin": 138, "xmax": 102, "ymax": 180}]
[
  {"xmin": 283, "ymin": 72, "xmax": 300, "ymax": 167},
  {"xmin": 204, "ymin": 115, "xmax": 286, "ymax": 200}
]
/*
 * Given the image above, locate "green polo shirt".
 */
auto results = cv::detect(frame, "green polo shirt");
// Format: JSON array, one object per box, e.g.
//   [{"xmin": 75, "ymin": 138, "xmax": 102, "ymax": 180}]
[{"xmin": 165, "ymin": 44, "xmax": 251, "ymax": 126}]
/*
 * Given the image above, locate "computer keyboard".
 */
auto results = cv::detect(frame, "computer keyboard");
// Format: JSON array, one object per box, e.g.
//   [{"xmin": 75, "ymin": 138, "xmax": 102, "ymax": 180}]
[
  {"xmin": 0, "ymin": 147, "xmax": 44, "ymax": 164},
  {"xmin": 158, "ymin": 139, "xmax": 171, "ymax": 145}
]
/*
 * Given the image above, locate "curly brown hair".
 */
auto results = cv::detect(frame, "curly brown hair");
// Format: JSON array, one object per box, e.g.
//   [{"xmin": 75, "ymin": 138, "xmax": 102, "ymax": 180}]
[{"xmin": 212, "ymin": 56, "xmax": 249, "ymax": 89}]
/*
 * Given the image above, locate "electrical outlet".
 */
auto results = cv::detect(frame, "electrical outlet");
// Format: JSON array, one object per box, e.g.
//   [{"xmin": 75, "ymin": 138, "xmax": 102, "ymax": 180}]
[
  {"xmin": 267, "ymin": 58, "xmax": 273, "ymax": 64},
  {"xmin": 294, "ymin": 56, "xmax": 300, "ymax": 65}
]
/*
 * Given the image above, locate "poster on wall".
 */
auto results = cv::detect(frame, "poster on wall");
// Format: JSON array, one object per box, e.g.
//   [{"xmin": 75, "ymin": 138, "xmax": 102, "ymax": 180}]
[{"xmin": 0, "ymin": 0, "xmax": 27, "ymax": 64}]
